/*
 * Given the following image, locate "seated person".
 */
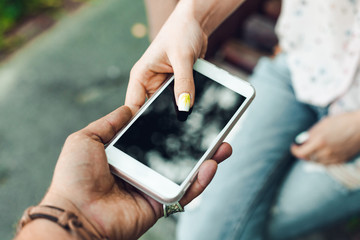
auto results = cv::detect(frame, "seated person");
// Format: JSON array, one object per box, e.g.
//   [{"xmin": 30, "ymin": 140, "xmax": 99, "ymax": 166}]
[{"xmin": 127, "ymin": 0, "xmax": 360, "ymax": 239}]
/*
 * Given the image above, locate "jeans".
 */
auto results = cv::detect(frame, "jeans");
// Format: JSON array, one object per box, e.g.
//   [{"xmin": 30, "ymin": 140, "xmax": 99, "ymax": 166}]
[{"xmin": 176, "ymin": 54, "xmax": 360, "ymax": 240}]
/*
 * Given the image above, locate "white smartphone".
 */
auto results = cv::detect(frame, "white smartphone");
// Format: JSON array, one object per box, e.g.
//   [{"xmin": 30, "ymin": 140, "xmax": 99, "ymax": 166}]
[{"xmin": 105, "ymin": 59, "xmax": 255, "ymax": 204}]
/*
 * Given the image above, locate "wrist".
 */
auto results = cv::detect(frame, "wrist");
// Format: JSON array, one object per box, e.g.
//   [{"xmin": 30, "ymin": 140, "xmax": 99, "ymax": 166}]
[
  {"xmin": 39, "ymin": 192, "xmax": 107, "ymax": 239},
  {"xmin": 16, "ymin": 217, "xmax": 71, "ymax": 240},
  {"xmin": 177, "ymin": 0, "xmax": 245, "ymax": 36},
  {"xmin": 175, "ymin": 0, "xmax": 214, "ymax": 36}
]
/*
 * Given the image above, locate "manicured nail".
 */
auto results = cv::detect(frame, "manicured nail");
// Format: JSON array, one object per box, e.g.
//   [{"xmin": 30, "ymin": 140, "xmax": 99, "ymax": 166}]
[
  {"xmin": 295, "ymin": 131, "xmax": 309, "ymax": 145},
  {"xmin": 178, "ymin": 93, "xmax": 191, "ymax": 112}
]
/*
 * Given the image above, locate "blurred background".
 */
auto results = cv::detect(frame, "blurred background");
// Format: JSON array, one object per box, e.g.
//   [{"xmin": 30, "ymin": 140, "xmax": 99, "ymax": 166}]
[{"xmin": 0, "ymin": 0, "xmax": 359, "ymax": 239}]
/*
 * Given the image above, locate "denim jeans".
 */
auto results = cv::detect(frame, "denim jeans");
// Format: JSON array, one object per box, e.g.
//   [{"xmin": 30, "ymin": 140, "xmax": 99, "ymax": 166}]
[{"xmin": 176, "ymin": 55, "xmax": 360, "ymax": 240}]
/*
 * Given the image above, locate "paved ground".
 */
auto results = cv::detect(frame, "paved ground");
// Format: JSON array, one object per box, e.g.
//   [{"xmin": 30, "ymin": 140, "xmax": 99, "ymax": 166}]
[
  {"xmin": 0, "ymin": 0, "xmax": 159, "ymax": 238},
  {"xmin": 0, "ymin": 1, "xmax": 358, "ymax": 240}
]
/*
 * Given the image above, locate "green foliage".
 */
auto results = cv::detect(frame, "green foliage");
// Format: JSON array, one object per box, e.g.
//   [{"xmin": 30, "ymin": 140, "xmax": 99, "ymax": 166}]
[{"xmin": 0, "ymin": 0, "xmax": 63, "ymax": 49}]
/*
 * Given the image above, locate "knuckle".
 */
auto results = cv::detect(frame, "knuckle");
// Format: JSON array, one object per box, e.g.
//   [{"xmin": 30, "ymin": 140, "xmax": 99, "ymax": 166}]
[
  {"xmin": 183, "ymin": 50, "xmax": 195, "ymax": 60},
  {"xmin": 173, "ymin": 48, "xmax": 194, "ymax": 60},
  {"xmin": 175, "ymin": 77, "xmax": 193, "ymax": 85},
  {"xmin": 317, "ymin": 136, "xmax": 327, "ymax": 147},
  {"xmin": 66, "ymin": 132, "xmax": 81, "ymax": 143},
  {"xmin": 322, "ymin": 149, "xmax": 333, "ymax": 159},
  {"xmin": 130, "ymin": 63, "xmax": 141, "ymax": 78}
]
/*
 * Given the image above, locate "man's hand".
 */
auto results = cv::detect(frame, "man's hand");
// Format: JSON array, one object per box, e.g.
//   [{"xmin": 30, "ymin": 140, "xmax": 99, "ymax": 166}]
[
  {"xmin": 34, "ymin": 106, "xmax": 231, "ymax": 240},
  {"xmin": 291, "ymin": 111, "xmax": 360, "ymax": 165}
]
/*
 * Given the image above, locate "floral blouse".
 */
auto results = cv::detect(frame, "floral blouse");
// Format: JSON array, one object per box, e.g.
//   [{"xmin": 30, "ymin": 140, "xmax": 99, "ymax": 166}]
[{"xmin": 276, "ymin": 0, "xmax": 360, "ymax": 115}]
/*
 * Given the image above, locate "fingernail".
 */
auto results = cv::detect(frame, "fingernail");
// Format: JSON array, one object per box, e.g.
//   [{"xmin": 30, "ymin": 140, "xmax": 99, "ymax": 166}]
[
  {"xmin": 178, "ymin": 93, "xmax": 191, "ymax": 112},
  {"xmin": 295, "ymin": 131, "xmax": 309, "ymax": 145}
]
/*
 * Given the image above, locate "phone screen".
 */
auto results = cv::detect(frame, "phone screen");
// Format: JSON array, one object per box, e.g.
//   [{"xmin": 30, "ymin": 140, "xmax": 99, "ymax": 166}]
[{"xmin": 114, "ymin": 70, "xmax": 246, "ymax": 184}]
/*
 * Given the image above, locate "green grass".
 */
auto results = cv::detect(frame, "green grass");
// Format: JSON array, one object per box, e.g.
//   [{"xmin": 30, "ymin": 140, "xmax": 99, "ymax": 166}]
[{"xmin": 0, "ymin": 0, "xmax": 84, "ymax": 51}]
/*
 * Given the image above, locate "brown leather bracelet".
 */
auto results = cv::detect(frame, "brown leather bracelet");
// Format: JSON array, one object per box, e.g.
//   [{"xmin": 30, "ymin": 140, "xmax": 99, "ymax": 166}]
[{"xmin": 17, "ymin": 205, "xmax": 108, "ymax": 240}]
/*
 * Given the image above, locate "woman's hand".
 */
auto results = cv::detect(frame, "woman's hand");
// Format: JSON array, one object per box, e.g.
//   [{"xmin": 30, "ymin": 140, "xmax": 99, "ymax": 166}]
[
  {"xmin": 125, "ymin": 0, "xmax": 245, "ymax": 115},
  {"xmin": 19, "ymin": 106, "xmax": 232, "ymax": 240},
  {"xmin": 125, "ymin": 1, "xmax": 208, "ymax": 115},
  {"xmin": 291, "ymin": 111, "xmax": 360, "ymax": 165}
]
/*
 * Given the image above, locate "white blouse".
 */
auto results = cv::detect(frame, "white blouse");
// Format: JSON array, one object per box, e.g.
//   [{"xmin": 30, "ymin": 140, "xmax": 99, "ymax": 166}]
[
  {"xmin": 276, "ymin": 0, "xmax": 360, "ymax": 115},
  {"xmin": 276, "ymin": 0, "xmax": 360, "ymax": 189}
]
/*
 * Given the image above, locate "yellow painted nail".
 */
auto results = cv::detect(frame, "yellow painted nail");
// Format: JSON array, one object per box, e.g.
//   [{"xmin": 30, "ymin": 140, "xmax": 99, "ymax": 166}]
[{"xmin": 178, "ymin": 93, "xmax": 191, "ymax": 112}]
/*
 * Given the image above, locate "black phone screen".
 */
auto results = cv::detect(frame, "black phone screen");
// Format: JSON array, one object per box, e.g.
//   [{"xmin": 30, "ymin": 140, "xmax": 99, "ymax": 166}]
[{"xmin": 114, "ymin": 70, "xmax": 246, "ymax": 184}]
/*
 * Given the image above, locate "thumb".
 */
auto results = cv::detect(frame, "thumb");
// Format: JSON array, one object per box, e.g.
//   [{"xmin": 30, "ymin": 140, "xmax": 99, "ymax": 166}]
[
  {"xmin": 82, "ymin": 106, "xmax": 132, "ymax": 144},
  {"xmin": 171, "ymin": 54, "xmax": 196, "ymax": 112}
]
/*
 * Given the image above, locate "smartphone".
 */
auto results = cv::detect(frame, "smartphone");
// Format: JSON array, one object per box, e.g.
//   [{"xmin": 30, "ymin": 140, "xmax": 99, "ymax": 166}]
[{"xmin": 105, "ymin": 59, "xmax": 255, "ymax": 204}]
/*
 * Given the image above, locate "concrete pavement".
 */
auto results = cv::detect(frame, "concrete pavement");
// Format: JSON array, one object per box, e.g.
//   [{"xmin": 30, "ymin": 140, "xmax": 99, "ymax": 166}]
[{"xmin": 0, "ymin": 0, "xmax": 172, "ymax": 239}]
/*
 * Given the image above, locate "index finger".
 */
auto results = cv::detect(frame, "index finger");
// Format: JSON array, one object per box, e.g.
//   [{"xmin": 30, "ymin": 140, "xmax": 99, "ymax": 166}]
[
  {"xmin": 179, "ymin": 142, "xmax": 232, "ymax": 207},
  {"xmin": 291, "ymin": 136, "xmax": 323, "ymax": 160},
  {"xmin": 179, "ymin": 159, "xmax": 217, "ymax": 207},
  {"xmin": 211, "ymin": 142, "xmax": 232, "ymax": 164},
  {"xmin": 125, "ymin": 67, "xmax": 149, "ymax": 115},
  {"xmin": 170, "ymin": 53, "xmax": 196, "ymax": 112}
]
